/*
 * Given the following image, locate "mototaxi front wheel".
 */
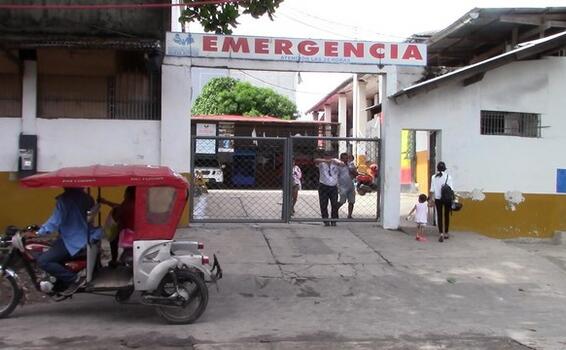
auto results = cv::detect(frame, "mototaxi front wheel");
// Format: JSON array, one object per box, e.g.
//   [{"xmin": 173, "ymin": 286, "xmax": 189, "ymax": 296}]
[
  {"xmin": 0, "ymin": 273, "xmax": 22, "ymax": 318},
  {"xmin": 155, "ymin": 269, "xmax": 209, "ymax": 324}
]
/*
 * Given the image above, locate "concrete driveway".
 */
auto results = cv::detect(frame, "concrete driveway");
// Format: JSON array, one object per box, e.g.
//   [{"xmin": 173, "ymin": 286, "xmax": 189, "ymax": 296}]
[{"xmin": 1, "ymin": 223, "xmax": 566, "ymax": 349}]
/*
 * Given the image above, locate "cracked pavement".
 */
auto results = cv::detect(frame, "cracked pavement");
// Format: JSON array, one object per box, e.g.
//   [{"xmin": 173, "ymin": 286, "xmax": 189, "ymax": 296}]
[{"xmin": 2, "ymin": 223, "xmax": 566, "ymax": 349}]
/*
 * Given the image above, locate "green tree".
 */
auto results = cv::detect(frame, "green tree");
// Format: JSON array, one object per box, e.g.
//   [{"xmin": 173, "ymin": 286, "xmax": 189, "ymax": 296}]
[
  {"xmin": 180, "ymin": 0, "xmax": 284, "ymax": 34},
  {"xmin": 192, "ymin": 77, "xmax": 297, "ymax": 119}
]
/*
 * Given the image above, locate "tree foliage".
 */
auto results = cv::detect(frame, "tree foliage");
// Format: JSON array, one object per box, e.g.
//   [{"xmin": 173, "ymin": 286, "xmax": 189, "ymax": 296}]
[
  {"xmin": 192, "ymin": 77, "xmax": 297, "ymax": 119},
  {"xmin": 180, "ymin": 0, "xmax": 284, "ymax": 34}
]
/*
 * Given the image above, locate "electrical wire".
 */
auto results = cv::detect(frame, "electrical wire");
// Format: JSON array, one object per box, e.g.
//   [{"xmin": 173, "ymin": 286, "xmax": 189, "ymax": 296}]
[
  {"xmin": 236, "ymin": 70, "xmax": 324, "ymax": 95},
  {"xmin": 277, "ymin": 13, "xmax": 353, "ymax": 39},
  {"xmin": 283, "ymin": 6, "xmax": 410, "ymax": 41},
  {"xmin": 0, "ymin": 0, "xmax": 244, "ymax": 10}
]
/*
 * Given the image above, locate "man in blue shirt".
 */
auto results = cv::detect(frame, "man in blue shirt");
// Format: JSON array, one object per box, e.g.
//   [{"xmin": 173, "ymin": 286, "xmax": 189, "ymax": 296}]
[{"xmin": 30, "ymin": 188, "xmax": 101, "ymax": 295}]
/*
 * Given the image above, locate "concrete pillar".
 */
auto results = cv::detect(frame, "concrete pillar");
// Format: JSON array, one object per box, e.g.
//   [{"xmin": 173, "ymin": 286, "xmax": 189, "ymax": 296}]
[
  {"xmin": 338, "ymin": 94, "xmax": 347, "ymax": 137},
  {"xmin": 161, "ymin": 62, "xmax": 192, "ymax": 173},
  {"xmin": 323, "ymin": 104, "xmax": 332, "ymax": 123},
  {"xmin": 338, "ymin": 93, "xmax": 348, "ymax": 154},
  {"xmin": 353, "ymin": 77, "xmax": 368, "ymax": 138},
  {"xmin": 353, "ymin": 75, "xmax": 368, "ymax": 160},
  {"xmin": 380, "ymin": 66, "xmax": 401, "ymax": 230},
  {"xmin": 21, "ymin": 59, "xmax": 37, "ymax": 135}
]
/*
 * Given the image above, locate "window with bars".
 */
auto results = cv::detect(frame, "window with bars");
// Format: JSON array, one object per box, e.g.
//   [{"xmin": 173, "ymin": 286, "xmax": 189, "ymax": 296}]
[
  {"xmin": 0, "ymin": 73, "xmax": 22, "ymax": 118},
  {"xmin": 37, "ymin": 49, "xmax": 160, "ymax": 120},
  {"xmin": 480, "ymin": 110, "xmax": 541, "ymax": 138}
]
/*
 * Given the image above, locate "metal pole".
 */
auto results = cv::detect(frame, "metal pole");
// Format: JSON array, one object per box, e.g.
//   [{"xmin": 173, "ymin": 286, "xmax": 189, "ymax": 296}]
[
  {"xmin": 282, "ymin": 138, "xmax": 291, "ymax": 222},
  {"xmin": 189, "ymin": 137, "xmax": 196, "ymax": 223}
]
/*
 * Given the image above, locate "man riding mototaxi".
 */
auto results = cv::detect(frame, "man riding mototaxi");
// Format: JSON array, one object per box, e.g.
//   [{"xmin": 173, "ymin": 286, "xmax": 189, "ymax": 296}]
[{"xmin": 24, "ymin": 187, "xmax": 102, "ymax": 296}]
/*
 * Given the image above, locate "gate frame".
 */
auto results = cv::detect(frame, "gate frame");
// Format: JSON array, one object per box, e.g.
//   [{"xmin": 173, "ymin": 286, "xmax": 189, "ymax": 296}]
[
  {"xmin": 189, "ymin": 135, "xmax": 380, "ymax": 223},
  {"xmin": 162, "ymin": 52, "xmax": 414, "ymax": 229},
  {"xmin": 190, "ymin": 135, "xmax": 289, "ymax": 223},
  {"xmin": 286, "ymin": 136, "xmax": 381, "ymax": 223}
]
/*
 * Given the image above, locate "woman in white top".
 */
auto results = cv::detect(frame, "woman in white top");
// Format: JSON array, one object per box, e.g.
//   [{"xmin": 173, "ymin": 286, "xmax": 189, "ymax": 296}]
[{"xmin": 429, "ymin": 161, "xmax": 453, "ymax": 242}]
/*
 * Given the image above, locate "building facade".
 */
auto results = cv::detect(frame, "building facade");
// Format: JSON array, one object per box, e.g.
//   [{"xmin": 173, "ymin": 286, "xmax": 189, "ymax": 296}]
[{"xmin": 386, "ymin": 33, "xmax": 566, "ymax": 238}]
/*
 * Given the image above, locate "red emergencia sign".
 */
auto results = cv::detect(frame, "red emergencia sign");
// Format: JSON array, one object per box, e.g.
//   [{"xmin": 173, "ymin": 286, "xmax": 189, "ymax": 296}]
[{"xmin": 166, "ymin": 32, "xmax": 427, "ymax": 67}]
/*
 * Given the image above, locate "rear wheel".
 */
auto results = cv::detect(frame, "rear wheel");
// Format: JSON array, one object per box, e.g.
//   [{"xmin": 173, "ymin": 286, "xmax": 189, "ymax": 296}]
[
  {"xmin": 155, "ymin": 270, "xmax": 209, "ymax": 324},
  {"xmin": 0, "ymin": 273, "xmax": 22, "ymax": 318}
]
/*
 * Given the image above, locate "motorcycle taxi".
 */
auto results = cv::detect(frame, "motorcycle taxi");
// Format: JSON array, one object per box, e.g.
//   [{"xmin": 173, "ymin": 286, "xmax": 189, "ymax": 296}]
[{"xmin": 0, "ymin": 165, "xmax": 222, "ymax": 324}]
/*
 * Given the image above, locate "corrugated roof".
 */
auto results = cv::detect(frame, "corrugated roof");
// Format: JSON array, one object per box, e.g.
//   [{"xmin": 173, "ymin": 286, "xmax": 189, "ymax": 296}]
[
  {"xmin": 0, "ymin": 36, "xmax": 161, "ymax": 50},
  {"xmin": 392, "ymin": 30, "xmax": 566, "ymax": 101},
  {"xmin": 425, "ymin": 7, "xmax": 566, "ymax": 66},
  {"xmin": 192, "ymin": 114, "xmax": 337, "ymax": 125}
]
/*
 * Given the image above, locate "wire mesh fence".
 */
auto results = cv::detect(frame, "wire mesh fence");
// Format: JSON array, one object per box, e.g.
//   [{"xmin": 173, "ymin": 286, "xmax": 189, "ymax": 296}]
[
  {"xmin": 288, "ymin": 137, "xmax": 380, "ymax": 223},
  {"xmin": 190, "ymin": 136, "xmax": 380, "ymax": 223},
  {"xmin": 191, "ymin": 136, "xmax": 288, "ymax": 222}
]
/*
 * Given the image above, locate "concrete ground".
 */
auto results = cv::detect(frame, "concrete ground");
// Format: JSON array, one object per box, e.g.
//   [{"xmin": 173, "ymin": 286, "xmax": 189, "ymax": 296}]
[
  {"xmin": 2, "ymin": 223, "xmax": 566, "ymax": 349},
  {"xmin": 192, "ymin": 189, "xmax": 384, "ymax": 221}
]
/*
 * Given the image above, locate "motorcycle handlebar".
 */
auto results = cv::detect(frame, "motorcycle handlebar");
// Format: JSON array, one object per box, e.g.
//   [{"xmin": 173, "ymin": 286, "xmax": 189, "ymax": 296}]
[{"xmin": 1, "ymin": 224, "xmax": 39, "ymax": 247}]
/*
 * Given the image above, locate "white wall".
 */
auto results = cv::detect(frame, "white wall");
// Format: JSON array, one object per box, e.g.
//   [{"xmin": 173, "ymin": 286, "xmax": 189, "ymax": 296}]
[
  {"xmin": 18, "ymin": 119, "xmax": 159, "ymax": 171},
  {"xmin": 0, "ymin": 118, "xmax": 22, "ymax": 171},
  {"xmin": 392, "ymin": 57, "xmax": 566, "ymax": 194},
  {"xmin": 0, "ymin": 118, "xmax": 160, "ymax": 172},
  {"xmin": 36, "ymin": 119, "xmax": 160, "ymax": 171},
  {"xmin": 162, "ymin": 63, "xmax": 192, "ymax": 173}
]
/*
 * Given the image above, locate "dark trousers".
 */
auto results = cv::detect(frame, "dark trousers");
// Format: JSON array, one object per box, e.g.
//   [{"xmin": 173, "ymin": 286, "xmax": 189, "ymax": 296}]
[
  {"xmin": 319, "ymin": 184, "xmax": 338, "ymax": 223},
  {"xmin": 37, "ymin": 238, "xmax": 77, "ymax": 285},
  {"xmin": 434, "ymin": 199, "xmax": 451, "ymax": 234},
  {"xmin": 109, "ymin": 236, "xmax": 119, "ymax": 263}
]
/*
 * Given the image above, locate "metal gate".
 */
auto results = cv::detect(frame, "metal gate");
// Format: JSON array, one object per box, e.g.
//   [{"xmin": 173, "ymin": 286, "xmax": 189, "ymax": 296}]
[{"xmin": 190, "ymin": 135, "xmax": 380, "ymax": 223}]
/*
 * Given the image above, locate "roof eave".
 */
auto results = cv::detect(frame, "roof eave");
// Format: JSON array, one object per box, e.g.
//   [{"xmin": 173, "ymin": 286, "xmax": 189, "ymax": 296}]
[
  {"xmin": 305, "ymin": 77, "xmax": 353, "ymax": 114},
  {"xmin": 392, "ymin": 31, "xmax": 566, "ymax": 102}
]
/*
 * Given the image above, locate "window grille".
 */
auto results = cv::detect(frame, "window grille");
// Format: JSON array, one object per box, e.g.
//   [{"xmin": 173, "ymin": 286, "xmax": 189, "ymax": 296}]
[
  {"xmin": 480, "ymin": 110, "xmax": 541, "ymax": 137},
  {"xmin": 0, "ymin": 74, "xmax": 22, "ymax": 118}
]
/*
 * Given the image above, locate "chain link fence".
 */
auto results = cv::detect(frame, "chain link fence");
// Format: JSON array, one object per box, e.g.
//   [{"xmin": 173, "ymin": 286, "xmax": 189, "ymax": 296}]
[
  {"xmin": 287, "ymin": 137, "xmax": 380, "ymax": 223},
  {"xmin": 190, "ymin": 136, "xmax": 380, "ymax": 223}
]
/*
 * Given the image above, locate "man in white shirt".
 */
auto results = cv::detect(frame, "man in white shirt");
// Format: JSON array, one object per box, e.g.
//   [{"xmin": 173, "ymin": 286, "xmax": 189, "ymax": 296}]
[{"xmin": 314, "ymin": 151, "xmax": 341, "ymax": 226}]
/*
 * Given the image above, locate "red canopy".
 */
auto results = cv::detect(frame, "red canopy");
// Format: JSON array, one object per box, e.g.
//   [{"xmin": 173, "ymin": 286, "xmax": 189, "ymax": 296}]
[{"xmin": 21, "ymin": 165, "xmax": 189, "ymax": 189}]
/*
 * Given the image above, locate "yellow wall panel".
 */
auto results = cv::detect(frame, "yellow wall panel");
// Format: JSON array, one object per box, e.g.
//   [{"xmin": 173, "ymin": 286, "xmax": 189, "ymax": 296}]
[
  {"xmin": 0, "ymin": 172, "xmax": 190, "ymax": 233},
  {"xmin": 415, "ymin": 150, "xmax": 429, "ymax": 194},
  {"xmin": 452, "ymin": 192, "xmax": 566, "ymax": 238}
]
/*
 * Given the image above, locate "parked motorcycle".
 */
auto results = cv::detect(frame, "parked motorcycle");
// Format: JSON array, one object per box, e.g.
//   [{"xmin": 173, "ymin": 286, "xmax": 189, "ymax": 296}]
[{"xmin": 356, "ymin": 163, "xmax": 379, "ymax": 195}]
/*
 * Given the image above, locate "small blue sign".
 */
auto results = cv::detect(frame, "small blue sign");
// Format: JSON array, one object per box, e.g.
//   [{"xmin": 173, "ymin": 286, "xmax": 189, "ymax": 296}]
[{"xmin": 557, "ymin": 169, "xmax": 566, "ymax": 193}]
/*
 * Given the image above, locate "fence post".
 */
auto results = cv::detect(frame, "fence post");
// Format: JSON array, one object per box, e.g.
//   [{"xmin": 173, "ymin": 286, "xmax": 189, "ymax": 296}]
[
  {"xmin": 188, "ymin": 136, "xmax": 195, "ymax": 223},
  {"xmin": 282, "ymin": 138, "xmax": 292, "ymax": 222},
  {"xmin": 376, "ymin": 138, "xmax": 381, "ymax": 221}
]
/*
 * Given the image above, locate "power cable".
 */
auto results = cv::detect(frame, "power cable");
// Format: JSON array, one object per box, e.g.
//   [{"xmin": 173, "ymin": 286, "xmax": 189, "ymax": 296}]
[
  {"xmin": 283, "ymin": 7, "xmax": 409, "ymax": 41},
  {"xmin": 236, "ymin": 70, "xmax": 324, "ymax": 95},
  {"xmin": 0, "ymin": 0, "xmax": 244, "ymax": 10},
  {"xmin": 277, "ymin": 13, "xmax": 353, "ymax": 39}
]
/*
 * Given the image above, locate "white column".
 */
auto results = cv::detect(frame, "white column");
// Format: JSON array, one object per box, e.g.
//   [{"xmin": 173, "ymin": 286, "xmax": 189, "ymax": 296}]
[
  {"xmin": 161, "ymin": 62, "xmax": 192, "ymax": 173},
  {"xmin": 353, "ymin": 78, "xmax": 367, "ymax": 138},
  {"xmin": 338, "ymin": 93, "xmax": 347, "ymax": 154},
  {"xmin": 323, "ymin": 104, "xmax": 333, "ymax": 150},
  {"xmin": 21, "ymin": 60, "xmax": 37, "ymax": 135},
  {"xmin": 380, "ymin": 66, "xmax": 401, "ymax": 230},
  {"xmin": 338, "ymin": 94, "xmax": 347, "ymax": 137},
  {"xmin": 323, "ymin": 104, "xmax": 332, "ymax": 123}
]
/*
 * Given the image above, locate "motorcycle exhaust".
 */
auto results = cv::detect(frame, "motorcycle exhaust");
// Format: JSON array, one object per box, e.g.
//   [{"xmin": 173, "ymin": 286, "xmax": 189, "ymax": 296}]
[{"xmin": 141, "ymin": 294, "xmax": 186, "ymax": 307}]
